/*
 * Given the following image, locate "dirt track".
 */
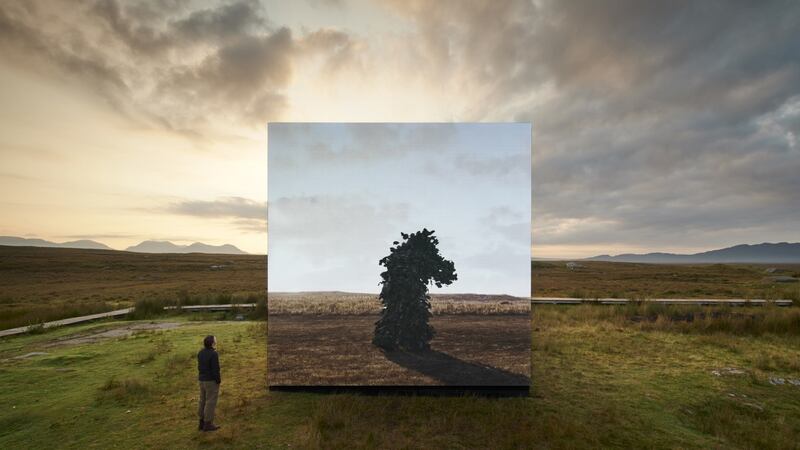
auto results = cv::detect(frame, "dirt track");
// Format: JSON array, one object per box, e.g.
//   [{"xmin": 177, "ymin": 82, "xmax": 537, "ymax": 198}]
[{"xmin": 44, "ymin": 322, "xmax": 182, "ymax": 347}]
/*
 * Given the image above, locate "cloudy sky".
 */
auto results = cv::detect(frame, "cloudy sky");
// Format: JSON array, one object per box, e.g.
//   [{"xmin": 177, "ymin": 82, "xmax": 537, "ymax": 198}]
[
  {"xmin": 0, "ymin": 0, "xmax": 798, "ymax": 257},
  {"xmin": 269, "ymin": 123, "xmax": 530, "ymax": 295}
]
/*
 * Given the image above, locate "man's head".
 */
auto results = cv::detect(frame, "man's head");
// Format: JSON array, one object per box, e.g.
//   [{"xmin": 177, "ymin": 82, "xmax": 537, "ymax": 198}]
[{"xmin": 203, "ymin": 335, "xmax": 216, "ymax": 349}]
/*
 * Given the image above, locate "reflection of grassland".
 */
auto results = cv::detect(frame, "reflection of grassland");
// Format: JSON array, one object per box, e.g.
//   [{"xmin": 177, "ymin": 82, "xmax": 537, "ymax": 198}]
[
  {"xmin": 268, "ymin": 292, "xmax": 530, "ymax": 315},
  {"xmin": 268, "ymin": 314, "xmax": 530, "ymax": 386},
  {"xmin": 1, "ymin": 305, "xmax": 799, "ymax": 448}
]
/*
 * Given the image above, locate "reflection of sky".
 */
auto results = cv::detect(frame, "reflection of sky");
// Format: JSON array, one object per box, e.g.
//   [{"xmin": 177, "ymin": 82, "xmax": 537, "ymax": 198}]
[{"xmin": 268, "ymin": 123, "xmax": 531, "ymax": 297}]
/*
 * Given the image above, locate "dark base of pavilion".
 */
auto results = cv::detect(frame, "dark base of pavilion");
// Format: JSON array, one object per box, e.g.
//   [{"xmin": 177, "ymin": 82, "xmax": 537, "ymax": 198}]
[{"xmin": 269, "ymin": 385, "xmax": 530, "ymax": 397}]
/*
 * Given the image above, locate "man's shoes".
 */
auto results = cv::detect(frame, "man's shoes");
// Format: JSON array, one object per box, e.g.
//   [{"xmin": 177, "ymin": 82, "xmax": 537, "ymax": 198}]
[
  {"xmin": 203, "ymin": 422, "xmax": 220, "ymax": 432},
  {"xmin": 199, "ymin": 419, "xmax": 204, "ymax": 431}
]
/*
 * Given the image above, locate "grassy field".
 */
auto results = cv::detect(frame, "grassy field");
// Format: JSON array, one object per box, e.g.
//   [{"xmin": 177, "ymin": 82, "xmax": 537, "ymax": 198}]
[
  {"xmin": 0, "ymin": 246, "xmax": 266, "ymax": 330},
  {"xmin": 533, "ymin": 260, "xmax": 800, "ymax": 300},
  {"xmin": 2, "ymin": 247, "xmax": 800, "ymax": 447},
  {"xmin": 1, "ymin": 304, "xmax": 799, "ymax": 449},
  {"xmin": 3, "ymin": 246, "xmax": 799, "ymax": 331}
]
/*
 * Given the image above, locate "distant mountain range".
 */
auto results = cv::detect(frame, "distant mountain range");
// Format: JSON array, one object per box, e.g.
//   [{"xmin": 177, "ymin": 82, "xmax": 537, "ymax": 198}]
[
  {"xmin": 124, "ymin": 240, "xmax": 247, "ymax": 255},
  {"xmin": 0, "ymin": 236, "xmax": 113, "ymax": 251},
  {"xmin": 587, "ymin": 242, "xmax": 800, "ymax": 263},
  {"xmin": 0, "ymin": 236, "xmax": 247, "ymax": 255}
]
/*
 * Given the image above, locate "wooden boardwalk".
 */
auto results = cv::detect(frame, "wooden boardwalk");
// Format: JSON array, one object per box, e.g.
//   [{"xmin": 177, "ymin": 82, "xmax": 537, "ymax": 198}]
[
  {"xmin": 1, "ymin": 299, "xmax": 793, "ymax": 339},
  {"xmin": 163, "ymin": 303, "xmax": 256, "ymax": 312},
  {"xmin": 0, "ymin": 304, "xmax": 256, "ymax": 338},
  {"xmin": 0, "ymin": 308, "xmax": 132, "ymax": 338}
]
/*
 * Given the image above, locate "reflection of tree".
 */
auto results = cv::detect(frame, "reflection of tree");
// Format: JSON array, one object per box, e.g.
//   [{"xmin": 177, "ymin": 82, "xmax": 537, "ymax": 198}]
[{"xmin": 372, "ymin": 229, "xmax": 457, "ymax": 351}]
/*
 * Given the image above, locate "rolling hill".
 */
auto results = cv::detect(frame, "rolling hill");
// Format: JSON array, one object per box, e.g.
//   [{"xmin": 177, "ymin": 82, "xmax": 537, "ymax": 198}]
[
  {"xmin": 124, "ymin": 240, "xmax": 247, "ymax": 254},
  {"xmin": 0, "ymin": 236, "xmax": 113, "ymax": 250},
  {"xmin": 0, "ymin": 236, "xmax": 247, "ymax": 255},
  {"xmin": 587, "ymin": 242, "xmax": 800, "ymax": 263}
]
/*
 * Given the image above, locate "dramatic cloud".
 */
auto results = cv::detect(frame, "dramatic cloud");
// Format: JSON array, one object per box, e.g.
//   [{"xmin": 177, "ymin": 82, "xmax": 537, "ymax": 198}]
[
  {"xmin": 269, "ymin": 194, "xmax": 409, "ymax": 243},
  {"xmin": 60, "ymin": 233, "xmax": 139, "ymax": 240},
  {"xmin": 267, "ymin": 123, "xmax": 458, "ymax": 168},
  {"xmin": 480, "ymin": 207, "xmax": 530, "ymax": 248},
  {"xmin": 383, "ymin": 0, "xmax": 800, "ymax": 253},
  {"xmin": 1, "ymin": 0, "xmax": 798, "ymax": 256},
  {"xmin": 453, "ymin": 153, "xmax": 529, "ymax": 178},
  {"xmin": 268, "ymin": 194, "xmax": 412, "ymax": 291},
  {"xmin": 0, "ymin": 0, "xmax": 354, "ymax": 137},
  {"xmin": 164, "ymin": 197, "xmax": 267, "ymax": 233}
]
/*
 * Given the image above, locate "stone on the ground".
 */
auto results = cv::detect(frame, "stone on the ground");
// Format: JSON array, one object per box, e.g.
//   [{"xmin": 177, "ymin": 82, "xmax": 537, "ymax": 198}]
[{"xmin": 711, "ymin": 367, "xmax": 745, "ymax": 376}]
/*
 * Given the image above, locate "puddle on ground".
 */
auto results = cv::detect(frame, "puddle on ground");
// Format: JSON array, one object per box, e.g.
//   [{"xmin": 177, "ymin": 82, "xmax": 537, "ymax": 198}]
[{"xmin": 43, "ymin": 322, "xmax": 182, "ymax": 347}]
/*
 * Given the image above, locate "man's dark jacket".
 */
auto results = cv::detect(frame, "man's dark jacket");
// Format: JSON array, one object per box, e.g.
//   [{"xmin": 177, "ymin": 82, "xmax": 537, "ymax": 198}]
[{"xmin": 197, "ymin": 347, "xmax": 221, "ymax": 384}]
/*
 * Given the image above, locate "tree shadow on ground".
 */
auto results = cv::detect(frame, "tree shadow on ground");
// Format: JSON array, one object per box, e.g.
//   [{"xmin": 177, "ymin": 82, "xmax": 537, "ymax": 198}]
[{"xmin": 383, "ymin": 349, "xmax": 530, "ymax": 386}]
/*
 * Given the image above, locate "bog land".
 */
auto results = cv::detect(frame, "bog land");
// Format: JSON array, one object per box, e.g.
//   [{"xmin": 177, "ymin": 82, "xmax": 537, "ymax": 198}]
[
  {"xmin": 532, "ymin": 260, "xmax": 800, "ymax": 300},
  {"xmin": 1, "ymin": 306, "xmax": 799, "ymax": 449},
  {"xmin": 1, "ymin": 246, "xmax": 799, "ymax": 448},
  {"xmin": 2, "ymin": 245, "xmax": 798, "ymax": 331},
  {"xmin": 0, "ymin": 245, "xmax": 266, "ymax": 330}
]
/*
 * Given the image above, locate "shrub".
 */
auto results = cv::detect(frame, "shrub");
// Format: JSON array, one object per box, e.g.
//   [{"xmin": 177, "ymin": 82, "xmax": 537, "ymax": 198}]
[
  {"xmin": 250, "ymin": 296, "xmax": 267, "ymax": 320},
  {"xmin": 97, "ymin": 377, "xmax": 150, "ymax": 404},
  {"xmin": 215, "ymin": 292, "xmax": 233, "ymax": 304},
  {"xmin": 128, "ymin": 298, "xmax": 170, "ymax": 320},
  {"xmin": 25, "ymin": 322, "xmax": 47, "ymax": 335}
]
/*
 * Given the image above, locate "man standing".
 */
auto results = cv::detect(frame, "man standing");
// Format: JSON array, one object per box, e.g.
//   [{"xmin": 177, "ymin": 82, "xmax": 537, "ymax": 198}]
[{"xmin": 197, "ymin": 335, "xmax": 221, "ymax": 432}]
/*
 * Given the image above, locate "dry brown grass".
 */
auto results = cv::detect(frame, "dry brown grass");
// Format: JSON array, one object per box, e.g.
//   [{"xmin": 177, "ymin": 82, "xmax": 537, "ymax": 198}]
[
  {"xmin": 268, "ymin": 314, "xmax": 531, "ymax": 386},
  {"xmin": 0, "ymin": 246, "xmax": 266, "ymax": 329},
  {"xmin": 533, "ymin": 302, "xmax": 800, "ymax": 336},
  {"xmin": 532, "ymin": 260, "xmax": 800, "ymax": 300},
  {"xmin": 267, "ymin": 292, "xmax": 530, "ymax": 315}
]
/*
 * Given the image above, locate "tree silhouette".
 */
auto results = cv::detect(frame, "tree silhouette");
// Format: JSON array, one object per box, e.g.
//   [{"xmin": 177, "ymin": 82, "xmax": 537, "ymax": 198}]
[{"xmin": 372, "ymin": 228, "xmax": 457, "ymax": 351}]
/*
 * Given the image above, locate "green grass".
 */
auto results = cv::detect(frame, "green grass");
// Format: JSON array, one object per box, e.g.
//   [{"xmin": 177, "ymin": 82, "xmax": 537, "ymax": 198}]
[
  {"xmin": 0, "ymin": 307, "xmax": 798, "ymax": 449},
  {"xmin": 530, "ymin": 306, "xmax": 800, "ymax": 449},
  {"xmin": 0, "ymin": 320, "xmax": 283, "ymax": 449}
]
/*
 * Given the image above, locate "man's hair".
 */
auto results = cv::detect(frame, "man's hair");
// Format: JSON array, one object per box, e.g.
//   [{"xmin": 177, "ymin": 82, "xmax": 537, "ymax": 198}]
[{"xmin": 203, "ymin": 335, "xmax": 215, "ymax": 349}]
